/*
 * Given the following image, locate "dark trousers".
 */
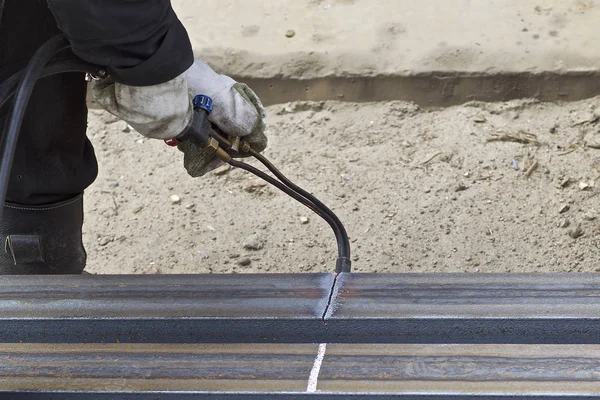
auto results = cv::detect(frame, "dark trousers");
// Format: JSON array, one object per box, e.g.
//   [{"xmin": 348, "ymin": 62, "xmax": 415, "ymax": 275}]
[{"xmin": 0, "ymin": 0, "xmax": 98, "ymax": 206}]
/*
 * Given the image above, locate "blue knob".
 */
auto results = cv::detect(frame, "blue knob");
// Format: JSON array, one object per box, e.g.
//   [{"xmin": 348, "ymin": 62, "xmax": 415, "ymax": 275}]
[{"xmin": 192, "ymin": 94, "xmax": 213, "ymax": 114}]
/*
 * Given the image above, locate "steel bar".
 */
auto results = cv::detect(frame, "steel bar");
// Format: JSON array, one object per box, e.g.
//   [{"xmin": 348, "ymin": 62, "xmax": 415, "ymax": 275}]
[
  {"xmin": 1, "ymin": 343, "xmax": 600, "ymax": 399},
  {"xmin": 0, "ymin": 344, "xmax": 318, "ymax": 394},
  {"xmin": 0, "ymin": 274, "xmax": 335, "ymax": 343},
  {"xmin": 319, "ymin": 344, "xmax": 600, "ymax": 394},
  {"xmin": 3, "ymin": 273, "xmax": 600, "ymax": 344},
  {"xmin": 1, "ymin": 273, "xmax": 600, "ymax": 398},
  {"xmin": 325, "ymin": 273, "xmax": 600, "ymax": 343}
]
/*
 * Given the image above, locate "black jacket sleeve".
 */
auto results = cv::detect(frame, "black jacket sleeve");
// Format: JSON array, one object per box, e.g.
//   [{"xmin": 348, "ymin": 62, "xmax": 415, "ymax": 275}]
[{"xmin": 47, "ymin": 0, "xmax": 193, "ymax": 86}]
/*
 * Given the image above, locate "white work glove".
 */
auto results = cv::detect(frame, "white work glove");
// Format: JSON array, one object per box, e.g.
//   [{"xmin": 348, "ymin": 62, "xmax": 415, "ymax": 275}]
[
  {"xmin": 93, "ymin": 59, "xmax": 268, "ymax": 178},
  {"xmin": 187, "ymin": 59, "xmax": 266, "ymax": 139},
  {"xmin": 92, "ymin": 72, "xmax": 192, "ymax": 140},
  {"xmin": 178, "ymin": 60, "xmax": 267, "ymax": 177}
]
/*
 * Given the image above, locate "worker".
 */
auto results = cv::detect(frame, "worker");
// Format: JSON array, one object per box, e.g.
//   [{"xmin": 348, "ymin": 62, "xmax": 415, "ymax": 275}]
[{"xmin": 0, "ymin": 0, "xmax": 267, "ymax": 274}]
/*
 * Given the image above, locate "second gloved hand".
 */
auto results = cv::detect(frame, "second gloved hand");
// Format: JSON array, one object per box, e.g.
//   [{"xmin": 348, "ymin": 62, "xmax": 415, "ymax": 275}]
[{"xmin": 92, "ymin": 72, "xmax": 192, "ymax": 140}]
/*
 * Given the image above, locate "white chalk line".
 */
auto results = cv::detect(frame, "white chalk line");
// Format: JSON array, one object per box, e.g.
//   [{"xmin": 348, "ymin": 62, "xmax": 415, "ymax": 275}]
[{"xmin": 306, "ymin": 343, "xmax": 327, "ymax": 392}]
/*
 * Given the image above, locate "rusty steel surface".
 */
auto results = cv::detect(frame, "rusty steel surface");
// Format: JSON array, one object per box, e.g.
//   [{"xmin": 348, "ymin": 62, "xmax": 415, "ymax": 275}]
[
  {"xmin": 324, "ymin": 273, "xmax": 600, "ymax": 343},
  {"xmin": 0, "ymin": 274, "xmax": 335, "ymax": 343},
  {"xmin": 1, "ymin": 343, "xmax": 600, "ymax": 399}
]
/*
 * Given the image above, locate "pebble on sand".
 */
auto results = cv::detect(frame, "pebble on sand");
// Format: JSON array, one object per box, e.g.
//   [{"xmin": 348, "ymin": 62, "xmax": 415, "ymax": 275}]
[
  {"xmin": 238, "ymin": 258, "xmax": 252, "ymax": 267},
  {"xmin": 244, "ymin": 234, "xmax": 265, "ymax": 250}
]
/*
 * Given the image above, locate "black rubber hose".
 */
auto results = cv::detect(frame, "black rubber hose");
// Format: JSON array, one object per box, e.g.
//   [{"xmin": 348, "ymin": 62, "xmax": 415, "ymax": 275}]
[
  {"xmin": 228, "ymin": 159, "xmax": 321, "ymax": 217},
  {"xmin": 249, "ymin": 149, "xmax": 351, "ymax": 272},
  {"xmin": 0, "ymin": 74, "xmax": 22, "ymax": 109},
  {"xmin": 208, "ymin": 127, "xmax": 351, "ymax": 271},
  {"xmin": 0, "ymin": 57, "xmax": 106, "ymax": 109},
  {"xmin": 0, "ymin": 35, "xmax": 70, "ymax": 220},
  {"xmin": 228, "ymin": 158, "xmax": 349, "ymax": 266}
]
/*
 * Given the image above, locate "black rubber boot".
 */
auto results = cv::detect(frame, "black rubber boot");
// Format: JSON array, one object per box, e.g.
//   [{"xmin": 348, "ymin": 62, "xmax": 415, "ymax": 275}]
[{"xmin": 0, "ymin": 194, "xmax": 86, "ymax": 274}]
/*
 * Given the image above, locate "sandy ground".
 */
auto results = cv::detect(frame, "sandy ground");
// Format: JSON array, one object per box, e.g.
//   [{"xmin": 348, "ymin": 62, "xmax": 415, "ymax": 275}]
[
  {"xmin": 170, "ymin": 1, "xmax": 600, "ymax": 107},
  {"xmin": 84, "ymin": 97, "xmax": 600, "ymax": 274},
  {"xmin": 175, "ymin": 0, "xmax": 600, "ymax": 77}
]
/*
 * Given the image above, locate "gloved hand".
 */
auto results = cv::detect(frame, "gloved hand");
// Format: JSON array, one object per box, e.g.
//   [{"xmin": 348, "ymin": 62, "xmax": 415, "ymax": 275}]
[
  {"xmin": 178, "ymin": 60, "xmax": 267, "ymax": 177},
  {"xmin": 92, "ymin": 72, "xmax": 192, "ymax": 140},
  {"xmin": 92, "ymin": 59, "xmax": 268, "ymax": 177}
]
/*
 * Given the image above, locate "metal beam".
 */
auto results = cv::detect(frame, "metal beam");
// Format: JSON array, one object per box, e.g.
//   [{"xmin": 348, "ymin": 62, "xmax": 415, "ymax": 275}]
[
  {"xmin": 3, "ymin": 273, "xmax": 600, "ymax": 344},
  {"xmin": 0, "ymin": 343, "xmax": 318, "ymax": 394},
  {"xmin": 2, "ymin": 273, "xmax": 600, "ymax": 398},
  {"xmin": 1, "ymin": 343, "xmax": 600, "ymax": 399},
  {"xmin": 319, "ymin": 344, "xmax": 600, "ymax": 394},
  {"xmin": 0, "ymin": 274, "xmax": 335, "ymax": 343},
  {"xmin": 325, "ymin": 273, "xmax": 600, "ymax": 343}
]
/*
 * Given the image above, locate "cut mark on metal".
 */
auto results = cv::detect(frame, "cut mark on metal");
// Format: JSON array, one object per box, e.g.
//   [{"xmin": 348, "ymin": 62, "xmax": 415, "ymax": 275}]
[
  {"xmin": 307, "ymin": 343, "xmax": 327, "ymax": 393},
  {"xmin": 322, "ymin": 272, "xmax": 343, "ymax": 323}
]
